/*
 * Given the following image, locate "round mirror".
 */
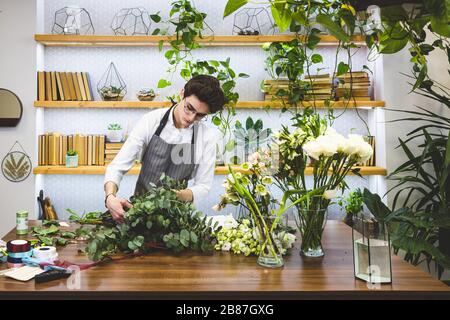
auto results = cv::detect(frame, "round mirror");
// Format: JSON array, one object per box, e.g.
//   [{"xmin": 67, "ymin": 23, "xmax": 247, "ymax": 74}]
[{"xmin": 0, "ymin": 88, "xmax": 23, "ymax": 127}]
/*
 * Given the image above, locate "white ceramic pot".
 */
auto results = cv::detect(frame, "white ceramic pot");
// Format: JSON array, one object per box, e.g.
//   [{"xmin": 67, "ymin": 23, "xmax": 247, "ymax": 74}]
[{"xmin": 107, "ymin": 129, "xmax": 123, "ymax": 142}]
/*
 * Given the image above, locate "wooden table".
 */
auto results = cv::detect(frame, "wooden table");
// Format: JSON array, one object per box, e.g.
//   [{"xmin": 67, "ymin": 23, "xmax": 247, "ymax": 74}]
[{"xmin": 0, "ymin": 221, "xmax": 449, "ymax": 299}]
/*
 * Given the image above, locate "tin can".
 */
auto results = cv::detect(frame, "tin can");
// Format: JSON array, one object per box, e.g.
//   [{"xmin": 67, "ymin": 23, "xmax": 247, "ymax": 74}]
[{"xmin": 16, "ymin": 210, "xmax": 29, "ymax": 235}]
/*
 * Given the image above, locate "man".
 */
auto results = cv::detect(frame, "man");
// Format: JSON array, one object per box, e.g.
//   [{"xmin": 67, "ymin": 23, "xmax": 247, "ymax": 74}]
[{"xmin": 104, "ymin": 75, "xmax": 225, "ymax": 223}]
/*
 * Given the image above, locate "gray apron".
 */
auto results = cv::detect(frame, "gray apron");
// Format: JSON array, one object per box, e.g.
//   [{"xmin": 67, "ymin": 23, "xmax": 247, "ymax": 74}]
[{"xmin": 134, "ymin": 105, "xmax": 198, "ymax": 196}]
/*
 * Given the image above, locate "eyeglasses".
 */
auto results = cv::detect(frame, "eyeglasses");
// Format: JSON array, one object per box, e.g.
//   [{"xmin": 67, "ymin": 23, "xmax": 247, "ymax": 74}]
[{"xmin": 183, "ymin": 99, "xmax": 208, "ymax": 122}]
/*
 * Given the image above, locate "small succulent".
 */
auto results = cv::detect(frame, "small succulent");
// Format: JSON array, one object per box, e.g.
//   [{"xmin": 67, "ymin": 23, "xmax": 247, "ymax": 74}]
[
  {"xmin": 108, "ymin": 123, "xmax": 122, "ymax": 130},
  {"xmin": 67, "ymin": 149, "xmax": 78, "ymax": 156}
]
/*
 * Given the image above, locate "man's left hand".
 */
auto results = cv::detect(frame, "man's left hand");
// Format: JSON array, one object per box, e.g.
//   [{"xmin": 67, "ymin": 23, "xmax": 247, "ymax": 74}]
[{"xmin": 173, "ymin": 189, "xmax": 193, "ymax": 202}]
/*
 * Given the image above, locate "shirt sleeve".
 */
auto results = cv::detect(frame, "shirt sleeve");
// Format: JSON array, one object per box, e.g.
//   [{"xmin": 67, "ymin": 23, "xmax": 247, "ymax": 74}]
[
  {"xmin": 188, "ymin": 126, "xmax": 217, "ymax": 206},
  {"xmin": 104, "ymin": 112, "xmax": 157, "ymax": 189}
]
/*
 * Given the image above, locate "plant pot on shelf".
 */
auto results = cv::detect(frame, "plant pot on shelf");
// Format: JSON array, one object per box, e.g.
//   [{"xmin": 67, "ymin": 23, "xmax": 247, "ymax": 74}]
[
  {"xmin": 107, "ymin": 130, "xmax": 123, "ymax": 143},
  {"xmin": 66, "ymin": 154, "xmax": 78, "ymax": 167}
]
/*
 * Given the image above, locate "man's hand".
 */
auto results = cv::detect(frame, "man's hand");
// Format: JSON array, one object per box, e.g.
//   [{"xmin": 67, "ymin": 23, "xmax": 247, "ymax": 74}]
[
  {"xmin": 173, "ymin": 189, "xmax": 194, "ymax": 202},
  {"xmin": 106, "ymin": 195, "xmax": 133, "ymax": 223}
]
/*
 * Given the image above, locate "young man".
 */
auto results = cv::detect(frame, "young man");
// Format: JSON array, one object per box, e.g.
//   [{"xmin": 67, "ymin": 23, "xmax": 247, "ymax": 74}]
[{"xmin": 104, "ymin": 75, "xmax": 225, "ymax": 223}]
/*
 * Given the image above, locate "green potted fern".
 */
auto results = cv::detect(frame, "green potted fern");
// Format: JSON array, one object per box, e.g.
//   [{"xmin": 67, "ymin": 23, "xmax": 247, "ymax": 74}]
[{"xmin": 66, "ymin": 149, "xmax": 78, "ymax": 167}]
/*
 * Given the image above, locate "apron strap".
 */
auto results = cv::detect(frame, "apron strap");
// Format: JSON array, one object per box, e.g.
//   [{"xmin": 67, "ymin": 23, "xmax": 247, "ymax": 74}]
[{"xmin": 154, "ymin": 105, "xmax": 174, "ymax": 137}]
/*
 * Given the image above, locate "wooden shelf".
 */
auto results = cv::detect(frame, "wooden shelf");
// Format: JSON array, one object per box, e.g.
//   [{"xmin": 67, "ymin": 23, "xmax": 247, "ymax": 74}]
[
  {"xmin": 34, "ymin": 100, "xmax": 385, "ymax": 109},
  {"xmin": 35, "ymin": 34, "xmax": 366, "ymax": 47},
  {"xmin": 33, "ymin": 165, "xmax": 387, "ymax": 176}
]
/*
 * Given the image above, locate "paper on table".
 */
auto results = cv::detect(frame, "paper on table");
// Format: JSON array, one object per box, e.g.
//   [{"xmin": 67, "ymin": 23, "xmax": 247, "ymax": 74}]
[{"xmin": 3, "ymin": 266, "xmax": 45, "ymax": 281}]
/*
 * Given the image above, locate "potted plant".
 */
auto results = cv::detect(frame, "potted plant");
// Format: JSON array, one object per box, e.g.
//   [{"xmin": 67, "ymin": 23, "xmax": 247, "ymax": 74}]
[
  {"xmin": 137, "ymin": 88, "xmax": 156, "ymax": 101},
  {"xmin": 107, "ymin": 123, "xmax": 123, "ymax": 142},
  {"xmin": 100, "ymin": 86, "xmax": 125, "ymax": 101},
  {"xmin": 66, "ymin": 149, "xmax": 78, "ymax": 167},
  {"xmin": 338, "ymin": 188, "xmax": 364, "ymax": 227}
]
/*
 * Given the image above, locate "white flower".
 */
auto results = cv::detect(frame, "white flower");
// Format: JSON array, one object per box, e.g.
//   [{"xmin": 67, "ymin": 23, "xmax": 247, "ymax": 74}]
[
  {"xmin": 261, "ymin": 176, "xmax": 273, "ymax": 185},
  {"xmin": 241, "ymin": 162, "xmax": 251, "ymax": 170},
  {"xmin": 303, "ymin": 135, "xmax": 338, "ymax": 160},
  {"xmin": 221, "ymin": 242, "xmax": 231, "ymax": 251},
  {"xmin": 323, "ymin": 189, "xmax": 338, "ymax": 199},
  {"xmin": 282, "ymin": 233, "xmax": 296, "ymax": 248},
  {"xmin": 347, "ymin": 134, "xmax": 373, "ymax": 163},
  {"xmin": 255, "ymin": 184, "xmax": 268, "ymax": 196},
  {"xmin": 223, "ymin": 216, "xmax": 238, "ymax": 229},
  {"xmin": 248, "ymin": 152, "xmax": 260, "ymax": 164}
]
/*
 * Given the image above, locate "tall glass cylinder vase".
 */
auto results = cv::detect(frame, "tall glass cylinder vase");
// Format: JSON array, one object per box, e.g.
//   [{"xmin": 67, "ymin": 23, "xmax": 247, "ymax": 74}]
[
  {"xmin": 256, "ymin": 221, "xmax": 283, "ymax": 268},
  {"xmin": 296, "ymin": 205, "xmax": 328, "ymax": 257}
]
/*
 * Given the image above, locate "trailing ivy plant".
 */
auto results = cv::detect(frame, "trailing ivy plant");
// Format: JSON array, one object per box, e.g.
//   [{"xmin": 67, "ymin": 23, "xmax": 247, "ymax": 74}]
[
  {"xmin": 225, "ymin": 0, "xmax": 371, "ymax": 132},
  {"xmin": 79, "ymin": 174, "xmax": 219, "ymax": 261}
]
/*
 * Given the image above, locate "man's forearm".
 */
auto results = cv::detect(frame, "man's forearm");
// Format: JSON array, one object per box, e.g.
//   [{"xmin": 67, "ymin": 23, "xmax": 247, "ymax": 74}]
[{"xmin": 104, "ymin": 181, "xmax": 118, "ymax": 197}]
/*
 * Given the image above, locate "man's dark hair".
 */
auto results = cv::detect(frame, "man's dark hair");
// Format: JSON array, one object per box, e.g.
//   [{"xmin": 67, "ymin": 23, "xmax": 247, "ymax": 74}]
[{"xmin": 184, "ymin": 75, "xmax": 225, "ymax": 113}]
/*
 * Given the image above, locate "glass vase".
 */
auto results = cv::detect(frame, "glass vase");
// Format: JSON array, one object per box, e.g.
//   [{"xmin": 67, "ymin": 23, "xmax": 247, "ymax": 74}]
[
  {"xmin": 296, "ymin": 205, "xmax": 328, "ymax": 257},
  {"xmin": 256, "ymin": 224, "xmax": 283, "ymax": 268}
]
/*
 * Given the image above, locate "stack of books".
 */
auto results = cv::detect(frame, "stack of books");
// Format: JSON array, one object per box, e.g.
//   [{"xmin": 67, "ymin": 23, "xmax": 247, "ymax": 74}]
[
  {"xmin": 37, "ymin": 71, "xmax": 94, "ymax": 101},
  {"xmin": 364, "ymin": 136, "xmax": 376, "ymax": 166},
  {"xmin": 302, "ymin": 74, "xmax": 333, "ymax": 101},
  {"xmin": 262, "ymin": 79, "xmax": 289, "ymax": 101},
  {"xmin": 335, "ymin": 71, "xmax": 371, "ymax": 101},
  {"xmin": 38, "ymin": 133, "xmax": 105, "ymax": 166},
  {"xmin": 104, "ymin": 142, "xmax": 124, "ymax": 165}
]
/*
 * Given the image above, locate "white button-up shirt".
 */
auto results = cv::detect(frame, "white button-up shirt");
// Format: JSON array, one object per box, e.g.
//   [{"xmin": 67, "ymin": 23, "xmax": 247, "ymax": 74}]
[{"xmin": 104, "ymin": 107, "xmax": 217, "ymax": 205}]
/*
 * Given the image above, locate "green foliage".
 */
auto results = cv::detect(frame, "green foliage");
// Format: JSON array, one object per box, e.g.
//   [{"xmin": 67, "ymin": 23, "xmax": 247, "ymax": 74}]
[
  {"xmin": 107, "ymin": 123, "xmax": 122, "ymax": 130},
  {"xmin": 31, "ymin": 221, "xmax": 77, "ymax": 247},
  {"xmin": 339, "ymin": 188, "xmax": 363, "ymax": 225},
  {"xmin": 66, "ymin": 149, "xmax": 78, "ymax": 156},
  {"xmin": 82, "ymin": 174, "xmax": 219, "ymax": 261},
  {"xmin": 232, "ymin": 117, "xmax": 272, "ymax": 164}
]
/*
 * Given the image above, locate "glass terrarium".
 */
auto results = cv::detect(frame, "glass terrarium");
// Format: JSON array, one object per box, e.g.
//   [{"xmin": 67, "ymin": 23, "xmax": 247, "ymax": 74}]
[
  {"xmin": 97, "ymin": 62, "xmax": 127, "ymax": 101},
  {"xmin": 352, "ymin": 213, "xmax": 392, "ymax": 284},
  {"xmin": 52, "ymin": 6, "xmax": 95, "ymax": 35},
  {"xmin": 232, "ymin": 7, "xmax": 275, "ymax": 35},
  {"xmin": 111, "ymin": 7, "xmax": 152, "ymax": 35}
]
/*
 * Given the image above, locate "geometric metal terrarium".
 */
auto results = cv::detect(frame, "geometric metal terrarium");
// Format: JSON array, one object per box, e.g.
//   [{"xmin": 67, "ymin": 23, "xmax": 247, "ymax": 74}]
[
  {"xmin": 97, "ymin": 63, "xmax": 127, "ymax": 101},
  {"xmin": 111, "ymin": 7, "xmax": 152, "ymax": 35},
  {"xmin": 232, "ymin": 7, "xmax": 275, "ymax": 35},
  {"xmin": 52, "ymin": 6, "xmax": 95, "ymax": 35}
]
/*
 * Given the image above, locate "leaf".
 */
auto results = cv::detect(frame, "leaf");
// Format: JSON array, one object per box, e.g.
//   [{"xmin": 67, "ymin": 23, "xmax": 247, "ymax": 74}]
[
  {"xmin": 225, "ymin": 139, "xmax": 236, "ymax": 152},
  {"xmin": 336, "ymin": 62, "xmax": 350, "ymax": 76},
  {"xmin": 316, "ymin": 14, "xmax": 350, "ymax": 43},
  {"xmin": 311, "ymin": 54, "xmax": 323, "ymax": 64},
  {"xmin": 245, "ymin": 117, "xmax": 254, "ymax": 130},
  {"xmin": 223, "ymin": 0, "xmax": 248, "ymax": 18},
  {"xmin": 150, "ymin": 14, "xmax": 161, "ymax": 23},
  {"xmin": 271, "ymin": 4, "xmax": 292, "ymax": 32},
  {"xmin": 157, "ymin": 79, "xmax": 171, "ymax": 88}
]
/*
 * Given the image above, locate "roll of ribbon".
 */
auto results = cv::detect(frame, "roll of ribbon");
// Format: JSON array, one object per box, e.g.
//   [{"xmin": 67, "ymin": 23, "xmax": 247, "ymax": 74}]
[
  {"xmin": 7, "ymin": 262, "xmax": 24, "ymax": 269},
  {"xmin": 8, "ymin": 250, "xmax": 32, "ymax": 259},
  {"xmin": 7, "ymin": 240, "xmax": 31, "ymax": 253},
  {"xmin": 32, "ymin": 246, "xmax": 58, "ymax": 261},
  {"xmin": 7, "ymin": 256, "xmax": 24, "ymax": 264}
]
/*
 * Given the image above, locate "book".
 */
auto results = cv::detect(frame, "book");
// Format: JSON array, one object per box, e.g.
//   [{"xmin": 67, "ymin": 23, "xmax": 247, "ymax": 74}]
[
  {"xmin": 37, "ymin": 71, "xmax": 46, "ymax": 101},
  {"xmin": 60, "ymin": 72, "xmax": 71, "ymax": 101},
  {"xmin": 82, "ymin": 72, "xmax": 93, "ymax": 101},
  {"xmin": 62, "ymin": 135, "xmax": 67, "ymax": 165},
  {"xmin": 55, "ymin": 72, "xmax": 65, "ymax": 101},
  {"xmin": 67, "ymin": 72, "xmax": 77, "ymax": 101},
  {"xmin": 87, "ymin": 135, "xmax": 93, "ymax": 165},
  {"xmin": 45, "ymin": 72, "xmax": 52, "ymax": 101},
  {"xmin": 72, "ymin": 72, "xmax": 82, "ymax": 101},
  {"xmin": 98, "ymin": 135, "xmax": 105, "ymax": 166},
  {"xmin": 105, "ymin": 142, "xmax": 124, "ymax": 150},
  {"xmin": 76, "ymin": 72, "xmax": 87, "ymax": 101},
  {"xmin": 51, "ymin": 71, "xmax": 58, "ymax": 101}
]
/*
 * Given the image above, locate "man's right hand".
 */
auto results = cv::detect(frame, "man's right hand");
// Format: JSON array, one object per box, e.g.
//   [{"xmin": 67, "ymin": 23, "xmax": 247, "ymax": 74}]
[{"xmin": 106, "ymin": 195, "xmax": 133, "ymax": 224}]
